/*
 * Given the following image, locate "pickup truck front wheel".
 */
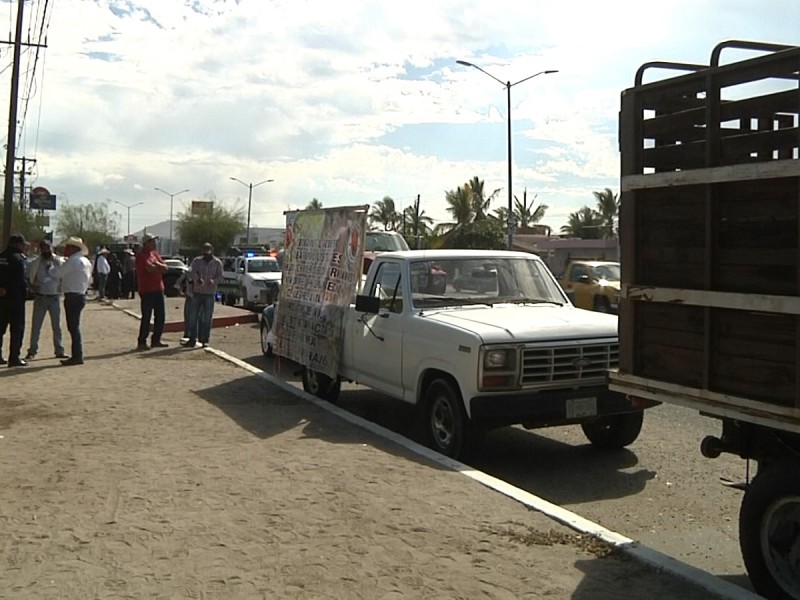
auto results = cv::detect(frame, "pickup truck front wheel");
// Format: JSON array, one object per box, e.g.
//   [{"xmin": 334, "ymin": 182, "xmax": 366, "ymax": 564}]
[
  {"xmin": 580, "ymin": 411, "xmax": 643, "ymax": 450},
  {"xmin": 302, "ymin": 367, "xmax": 341, "ymax": 403},
  {"xmin": 423, "ymin": 378, "xmax": 470, "ymax": 460},
  {"xmin": 739, "ymin": 463, "xmax": 800, "ymax": 600}
]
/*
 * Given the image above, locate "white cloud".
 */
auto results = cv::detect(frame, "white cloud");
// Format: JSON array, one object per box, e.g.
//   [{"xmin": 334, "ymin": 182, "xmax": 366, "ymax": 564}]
[{"xmin": 2, "ymin": 0, "xmax": 798, "ymax": 237}]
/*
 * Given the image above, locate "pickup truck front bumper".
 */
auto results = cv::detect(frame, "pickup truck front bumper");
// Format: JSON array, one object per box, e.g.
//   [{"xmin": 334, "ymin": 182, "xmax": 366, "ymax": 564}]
[{"xmin": 469, "ymin": 386, "xmax": 656, "ymax": 429}]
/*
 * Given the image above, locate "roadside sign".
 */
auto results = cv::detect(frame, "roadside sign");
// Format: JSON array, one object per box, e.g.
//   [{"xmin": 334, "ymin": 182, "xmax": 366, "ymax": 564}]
[{"xmin": 30, "ymin": 186, "xmax": 57, "ymax": 210}]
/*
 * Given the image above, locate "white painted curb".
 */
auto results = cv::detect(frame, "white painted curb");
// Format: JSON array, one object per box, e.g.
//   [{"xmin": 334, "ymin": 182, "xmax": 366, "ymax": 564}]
[{"xmin": 206, "ymin": 347, "xmax": 760, "ymax": 600}]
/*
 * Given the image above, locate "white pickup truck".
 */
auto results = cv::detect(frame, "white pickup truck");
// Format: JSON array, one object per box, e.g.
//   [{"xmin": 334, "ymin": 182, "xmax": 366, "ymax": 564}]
[
  {"xmin": 299, "ymin": 249, "xmax": 654, "ymax": 459},
  {"xmin": 221, "ymin": 255, "xmax": 281, "ymax": 310}
]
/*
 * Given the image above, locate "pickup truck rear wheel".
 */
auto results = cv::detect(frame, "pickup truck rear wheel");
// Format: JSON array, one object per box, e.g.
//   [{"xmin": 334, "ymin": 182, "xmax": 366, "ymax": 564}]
[
  {"xmin": 423, "ymin": 378, "xmax": 470, "ymax": 459},
  {"xmin": 302, "ymin": 367, "xmax": 341, "ymax": 403},
  {"xmin": 581, "ymin": 411, "xmax": 643, "ymax": 450},
  {"xmin": 739, "ymin": 463, "xmax": 800, "ymax": 600}
]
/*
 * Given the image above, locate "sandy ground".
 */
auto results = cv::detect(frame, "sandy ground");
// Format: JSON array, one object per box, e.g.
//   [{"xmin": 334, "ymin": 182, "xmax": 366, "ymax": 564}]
[{"xmin": 0, "ymin": 299, "xmax": 717, "ymax": 599}]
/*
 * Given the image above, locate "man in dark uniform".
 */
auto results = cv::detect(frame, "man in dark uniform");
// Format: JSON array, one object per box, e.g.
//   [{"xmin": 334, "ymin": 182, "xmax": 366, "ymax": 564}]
[{"xmin": 0, "ymin": 234, "xmax": 30, "ymax": 367}]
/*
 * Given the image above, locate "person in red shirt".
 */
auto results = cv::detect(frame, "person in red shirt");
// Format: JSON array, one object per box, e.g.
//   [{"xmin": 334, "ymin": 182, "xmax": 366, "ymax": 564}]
[{"xmin": 135, "ymin": 234, "xmax": 169, "ymax": 350}]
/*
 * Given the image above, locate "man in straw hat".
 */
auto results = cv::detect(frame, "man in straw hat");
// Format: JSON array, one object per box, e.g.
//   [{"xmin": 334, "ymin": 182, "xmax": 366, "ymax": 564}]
[
  {"xmin": 135, "ymin": 233, "xmax": 169, "ymax": 350},
  {"xmin": 48, "ymin": 236, "xmax": 92, "ymax": 366},
  {"xmin": 94, "ymin": 247, "xmax": 111, "ymax": 302}
]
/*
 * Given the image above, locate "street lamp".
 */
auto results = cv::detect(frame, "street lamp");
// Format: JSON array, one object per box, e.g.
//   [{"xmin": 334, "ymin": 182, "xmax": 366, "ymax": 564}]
[
  {"xmin": 113, "ymin": 200, "xmax": 144, "ymax": 238},
  {"xmin": 154, "ymin": 187, "xmax": 189, "ymax": 255},
  {"xmin": 456, "ymin": 60, "xmax": 557, "ymax": 249},
  {"xmin": 229, "ymin": 177, "xmax": 274, "ymax": 244}
]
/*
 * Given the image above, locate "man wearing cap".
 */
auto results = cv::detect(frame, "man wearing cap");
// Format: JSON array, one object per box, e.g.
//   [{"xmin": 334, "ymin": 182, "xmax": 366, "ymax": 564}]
[
  {"xmin": 0, "ymin": 234, "xmax": 30, "ymax": 367},
  {"xmin": 48, "ymin": 236, "xmax": 93, "ymax": 366},
  {"xmin": 135, "ymin": 233, "xmax": 169, "ymax": 350},
  {"xmin": 182, "ymin": 242, "xmax": 223, "ymax": 348},
  {"xmin": 25, "ymin": 239, "xmax": 67, "ymax": 361}
]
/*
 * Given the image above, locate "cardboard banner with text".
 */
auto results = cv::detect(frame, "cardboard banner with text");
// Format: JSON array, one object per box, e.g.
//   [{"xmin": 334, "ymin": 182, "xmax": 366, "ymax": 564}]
[{"xmin": 273, "ymin": 205, "xmax": 368, "ymax": 378}]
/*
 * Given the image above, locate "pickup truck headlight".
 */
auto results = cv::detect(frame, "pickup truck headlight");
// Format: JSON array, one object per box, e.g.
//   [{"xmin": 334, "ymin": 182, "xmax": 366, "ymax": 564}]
[
  {"xmin": 485, "ymin": 349, "xmax": 511, "ymax": 369},
  {"xmin": 479, "ymin": 346, "xmax": 518, "ymax": 391}
]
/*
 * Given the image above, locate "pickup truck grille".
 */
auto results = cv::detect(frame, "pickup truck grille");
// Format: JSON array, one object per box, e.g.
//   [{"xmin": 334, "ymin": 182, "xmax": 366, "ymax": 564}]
[{"xmin": 521, "ymin": 341, "xmax": 619, "ymax": 386}]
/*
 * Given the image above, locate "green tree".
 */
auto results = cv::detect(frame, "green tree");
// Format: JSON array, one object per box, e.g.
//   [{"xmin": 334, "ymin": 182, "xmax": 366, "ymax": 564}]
[
  {"xmin": 369, "ymin": 196, "xmax": 399, "ymax": 231},
  {"xmin": 513, "ymin": 188, "xmax": 548, "ymax": 229},
  {"xmin": 467, "ymin": 176, "xmax": 500, "ymax": 221},
  {"xmin": 307, "ymin": 198, "xmax": 323, "ymax": 209},
  {"xmin": 0, "ymin": 205, "xmax": 45, "ymax": 244},
  {"xmin": 437, "ymin": 185, "xmax": 474, "ymax": 235},
  {"xmin": 593, "ymin": 187, "xmax": 619, "ymax": 238},
  {"xmin": 402, "ymin": 196, "xmax": 434, "ymax": 249},
  {"xmin": 436, "ymin": 219, "xmax": 505, "ymax": 250},
  {"xmin": 176, "ymin": 200, "xmax": 245, "ymax": 255},
  {"xmin": 560, "ymin": 206, "xmax": 603, "ymax": 239},
  {"xmin": 55, "ymin": 201, "xmax": 120, "ymax": 253}
]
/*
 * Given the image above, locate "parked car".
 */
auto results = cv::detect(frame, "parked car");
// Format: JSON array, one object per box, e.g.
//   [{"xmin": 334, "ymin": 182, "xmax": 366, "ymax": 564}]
[{"xmin": 163, "ymin": 258, "xmax": 188, "ymax": 296}]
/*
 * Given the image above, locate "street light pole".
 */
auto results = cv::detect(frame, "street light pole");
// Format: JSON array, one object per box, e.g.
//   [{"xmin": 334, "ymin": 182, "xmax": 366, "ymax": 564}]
[
  {"xmin": 230, "ymin": 177, "xmax": 274, "ymax": 244},
  {"xmin": 154, "ymin": 187, "xmax": 189, "ymax": 255},
  {"xmin": 113, "ymin": 200, "xmax": 144, "ymax": 237},
  {"xmin": 456, "ymin": 61, "xmax": 557, "ymax": 249}
]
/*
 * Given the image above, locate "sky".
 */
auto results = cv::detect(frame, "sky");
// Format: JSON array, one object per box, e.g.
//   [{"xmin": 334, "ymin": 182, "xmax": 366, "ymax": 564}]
[{"xmin": 2, "ymin": 0, "xmax": 798, "ymax": 238}]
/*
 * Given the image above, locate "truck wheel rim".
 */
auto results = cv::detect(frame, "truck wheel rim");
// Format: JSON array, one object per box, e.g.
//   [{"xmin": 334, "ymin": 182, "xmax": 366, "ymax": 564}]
[
  {"xmin": 760, "ymin": 495, "xmax": 800, "ymax": 597},
  {"xmin": 431, "ymin": 397, "xmax": 454, "ymax": 448}
]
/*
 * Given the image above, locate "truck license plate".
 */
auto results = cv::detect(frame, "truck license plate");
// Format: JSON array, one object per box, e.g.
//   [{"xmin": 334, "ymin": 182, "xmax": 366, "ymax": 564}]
[{"xmin": 566, "ymin": 397, "xmax": 597, "ymax": 419}]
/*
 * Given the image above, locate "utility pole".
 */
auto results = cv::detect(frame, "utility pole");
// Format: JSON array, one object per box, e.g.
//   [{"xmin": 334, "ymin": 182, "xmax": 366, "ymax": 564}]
[
  {"xmin": 17, "ymin": 156, "xmax": 36, "ymax": 209},
  {"xmin": 2, "ymin": 0, "xmax": 24, "ymax": 246}
]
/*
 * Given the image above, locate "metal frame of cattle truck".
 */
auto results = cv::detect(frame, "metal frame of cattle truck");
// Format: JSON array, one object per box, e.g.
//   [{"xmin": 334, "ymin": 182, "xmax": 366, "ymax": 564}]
[{"xmin": 609, "ymin": 40, "xmax": 800, "ymax": 600}]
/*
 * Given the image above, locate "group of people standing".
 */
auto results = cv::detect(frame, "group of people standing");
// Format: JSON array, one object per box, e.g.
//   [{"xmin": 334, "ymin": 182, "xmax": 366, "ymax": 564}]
[
  {"xmin": 0, "ymin": 234, "xmax": 93, "ymax": 367},
  {"xmin": 0, "ymin": 232, "xmax": 225, "ymax": 367},
  {"xmin": 134, "ymin": 235, "xmax": 223, "ymax": 351}
]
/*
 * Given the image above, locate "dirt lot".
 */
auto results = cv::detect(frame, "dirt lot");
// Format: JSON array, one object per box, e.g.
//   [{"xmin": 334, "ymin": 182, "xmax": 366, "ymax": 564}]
[{"xmin": 0, "ymin": 300, "xmax": 719, "ymax": 598}]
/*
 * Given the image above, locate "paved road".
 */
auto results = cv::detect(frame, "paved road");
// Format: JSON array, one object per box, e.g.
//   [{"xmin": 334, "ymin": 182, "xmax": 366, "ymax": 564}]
[{"xmin": 209, "ymin": 318, "xmax": 757, "ymax": 596}]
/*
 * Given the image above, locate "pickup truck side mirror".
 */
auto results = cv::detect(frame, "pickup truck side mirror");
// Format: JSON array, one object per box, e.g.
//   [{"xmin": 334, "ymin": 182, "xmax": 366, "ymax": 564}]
[
  {"xmin": 355, "ymin": 294, "xmax": 380, "ymax": 314},
  {"xmin": 237, "ymin": 266, "xmax": 245, "ymax": 274}
]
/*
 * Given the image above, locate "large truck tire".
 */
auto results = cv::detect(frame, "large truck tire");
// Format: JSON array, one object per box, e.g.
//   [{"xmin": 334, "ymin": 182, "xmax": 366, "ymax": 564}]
[
  {"xmin": 581, "ymin": 411, "xmax": 643, "ymax": 450},
  {"xmin": 422, "ymin": 377, "xmax": 471, "ymax": 460},
  {"xmin": 302, "ymin": 367, "xmax": 341, "ymax": 403},
  {"xmin": 739, "ymin": 462, "xmax": 800, "ymax": 600}
]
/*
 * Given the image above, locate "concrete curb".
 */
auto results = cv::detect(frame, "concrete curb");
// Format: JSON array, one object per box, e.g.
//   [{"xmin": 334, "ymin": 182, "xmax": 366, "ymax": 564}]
[{"xmin": 205, "ymin": 346, "xmax": 761, "ymax": 600}]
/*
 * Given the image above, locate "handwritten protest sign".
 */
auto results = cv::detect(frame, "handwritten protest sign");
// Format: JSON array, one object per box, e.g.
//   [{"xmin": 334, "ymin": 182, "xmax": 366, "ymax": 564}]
[{"xmin": 274, "ymin": 206, "xmax": 368, "ymax": 378}]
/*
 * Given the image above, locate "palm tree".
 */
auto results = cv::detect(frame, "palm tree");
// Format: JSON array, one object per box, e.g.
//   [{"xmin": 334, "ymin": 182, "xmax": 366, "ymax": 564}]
[
  {"xmin": 593, "ymin": 188, "xmax": 619, "ymax": 238},
  {"xmin": 560, "ymin": 206, "xmax": 604, "ymax": 239},
  {"xmin": 369, "ymin": 196, "xmax": 399, "ymax": 231},
  {"xmin": 437, "ymin": 186, "xmax": 473, "ymax": 234},
  {"xmin": 513, "ymin": 188, "xmax": 548, "ymax": 229},
  {"xmin": 403, "ymin": 195, "xmax": 434, "ymax": 248},
  {"xmin": 306, "ymin": 198, "xmax": 323, "ymax": 210},
  {"xmin": 491, "ymin": 205, "xmax": 509, "ymax": 226},
  {"xmin": 467, "ymin": 176, "xmax": 501, "ymax": 221}
]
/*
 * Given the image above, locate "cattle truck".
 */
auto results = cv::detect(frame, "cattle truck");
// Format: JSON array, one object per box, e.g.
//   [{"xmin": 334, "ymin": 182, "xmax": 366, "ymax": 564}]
[{"xmin": 608, "ymin": 40, "xmax": 800, "ymax": 600}]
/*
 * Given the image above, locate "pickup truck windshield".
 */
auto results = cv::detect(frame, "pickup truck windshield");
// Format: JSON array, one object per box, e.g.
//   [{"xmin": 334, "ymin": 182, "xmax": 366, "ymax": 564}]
[
  {"xmin": 248, "ymin": 259, "xmax": 280, "ymax": 273},
  {"xmin": 409, "ymin": 257, "xmax": 564, "ymax": 308}
]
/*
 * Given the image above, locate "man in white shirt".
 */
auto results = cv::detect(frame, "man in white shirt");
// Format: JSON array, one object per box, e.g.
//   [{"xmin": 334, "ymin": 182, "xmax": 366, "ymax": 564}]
[
  {"xmin": 25, "ymin": 240, "xmax": 67, "ymax": 360},
  {"xmin": 48, "ymin": 236, "xmax": 93, "ymax": 366},
  {"xmin": 95, "ymin": 248, "xmax": 111, "ymax": 301}
]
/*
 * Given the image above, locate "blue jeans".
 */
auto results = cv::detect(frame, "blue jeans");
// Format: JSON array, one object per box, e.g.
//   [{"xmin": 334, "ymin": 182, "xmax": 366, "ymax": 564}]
[
  {"xmin": 64, "ymin": 293, "xmax": 87, "ymax": 361},
  {"xmin": 186, "ymin": 293, "xmax": 215, "ymax": 343},
  {"xmin": 138, "ymin": 291, "xmax": 165, "ymax": 346},
  {"xmin": 96, "ymin": 273, "xmax": 108, "ymax": 299},
  {"xmin": 27, "ymin": 295, "xmax": 64, "ymax": 357}
]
